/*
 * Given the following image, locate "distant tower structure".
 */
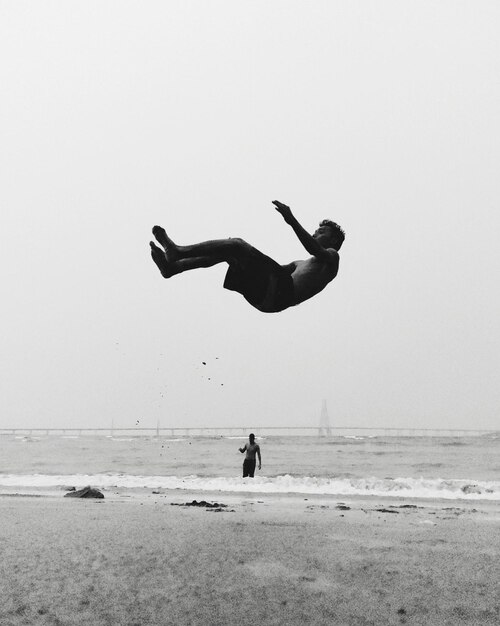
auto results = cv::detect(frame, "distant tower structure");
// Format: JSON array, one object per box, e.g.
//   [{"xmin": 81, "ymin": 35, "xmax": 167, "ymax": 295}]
[{"xmin": 318, "ymin": 399, "xmax": 332, "ymax": 436}]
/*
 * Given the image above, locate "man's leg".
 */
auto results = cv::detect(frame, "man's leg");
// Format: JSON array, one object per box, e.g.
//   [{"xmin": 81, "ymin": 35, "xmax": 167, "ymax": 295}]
[
  {"xmin": 243, "ymin": 460, "xmax": 249, "ymax": 478},
  {"xmin": 153, "ymin": 226, "xmax": 253, "ymax": 264},
  {"xmin": 248, "ymin": 460, "xmax": 256, "ymax": 478},
  {"xmin": 150, "ymin": 241, "xmax": 226, "ymax": 278},
  {"xmin": 151, "ymin": 227, "xmax": 280, "ymax": 307}
]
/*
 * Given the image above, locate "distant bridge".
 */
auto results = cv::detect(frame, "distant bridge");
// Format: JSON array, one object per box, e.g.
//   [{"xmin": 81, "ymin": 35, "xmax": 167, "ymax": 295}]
[{"xmin": 0, "ymin": 426, "xmax": 497, "ymax": 438}]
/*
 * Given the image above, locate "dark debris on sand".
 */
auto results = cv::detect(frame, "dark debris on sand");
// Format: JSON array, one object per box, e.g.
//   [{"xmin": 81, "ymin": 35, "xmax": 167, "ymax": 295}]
[
  {"xmin": 171, "ymin": 500, "xmax": 234, "ymax": 511},
  {"xmin": 393, "ymin": 504, "xmax": 419, "ymax": 509}
]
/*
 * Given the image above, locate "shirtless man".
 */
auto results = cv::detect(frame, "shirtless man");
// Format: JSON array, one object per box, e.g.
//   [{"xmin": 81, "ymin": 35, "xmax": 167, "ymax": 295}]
[
  {"xmin": 150, "ymin": 200, "xmax": 345, "ymax": 313},
  {"xmin": 238, "ymin": 433, "xmax": 262, "ymax": 478}
]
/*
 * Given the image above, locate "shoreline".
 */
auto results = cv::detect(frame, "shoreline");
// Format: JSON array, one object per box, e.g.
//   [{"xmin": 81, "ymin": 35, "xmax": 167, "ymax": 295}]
[{"xmin": 1, "ymin": 484, "xmax": 499, "ymax": 509}]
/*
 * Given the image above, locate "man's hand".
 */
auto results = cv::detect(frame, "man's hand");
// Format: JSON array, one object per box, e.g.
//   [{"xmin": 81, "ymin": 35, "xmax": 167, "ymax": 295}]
[
  {"xmin": 272, "ymin": 201, "xmax": 335, "ymax": 262},
  {"xmin": 272, "ymin": 200, "xmax": 294, "ymax": 224}
]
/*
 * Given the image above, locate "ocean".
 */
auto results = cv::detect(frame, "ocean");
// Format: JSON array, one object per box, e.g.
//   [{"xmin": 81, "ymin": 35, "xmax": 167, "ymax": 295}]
[{"xmin": 1, "ymin": 433, "xmax": 499, "ymax": 501}]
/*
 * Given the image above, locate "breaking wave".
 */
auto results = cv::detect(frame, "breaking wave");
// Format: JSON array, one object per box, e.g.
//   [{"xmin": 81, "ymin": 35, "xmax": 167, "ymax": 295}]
[{"xmin": 1, "ymin": 474, "xmax": 499, "ymax": 501}]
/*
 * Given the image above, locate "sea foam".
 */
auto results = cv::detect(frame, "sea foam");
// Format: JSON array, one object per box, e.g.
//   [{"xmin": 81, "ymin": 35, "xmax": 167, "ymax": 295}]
[{"xmin": 1, "ymin": 474, "xmax": 499, "ymax": 500}]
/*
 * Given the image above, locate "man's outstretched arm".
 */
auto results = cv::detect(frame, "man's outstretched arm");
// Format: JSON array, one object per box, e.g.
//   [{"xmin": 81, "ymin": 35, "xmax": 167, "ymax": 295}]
[{"xmin": 272, "ymin": 200, "xmax": 337, "ymax": 264}]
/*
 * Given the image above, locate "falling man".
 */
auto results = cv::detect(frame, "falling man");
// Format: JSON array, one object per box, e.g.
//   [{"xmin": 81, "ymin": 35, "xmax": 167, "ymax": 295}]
[{"xmin": 150, "ymin": 200, "xmax": 345, "ymax": 313}]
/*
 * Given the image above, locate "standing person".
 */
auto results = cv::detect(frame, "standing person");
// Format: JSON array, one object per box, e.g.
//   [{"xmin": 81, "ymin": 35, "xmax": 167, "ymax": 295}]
[
  {"xmin": 239, "ymin": 434, "xmax": 262, "ymax": 478},
  {"xmin": 150, "ymin": 200, "xmax": 345, "ymax": 313}
]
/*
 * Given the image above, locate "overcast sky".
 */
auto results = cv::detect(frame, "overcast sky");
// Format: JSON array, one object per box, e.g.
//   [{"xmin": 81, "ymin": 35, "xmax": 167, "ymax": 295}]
[{"xmin": 1, "ymin": 1, "xmax": 499, "ymax": 431}]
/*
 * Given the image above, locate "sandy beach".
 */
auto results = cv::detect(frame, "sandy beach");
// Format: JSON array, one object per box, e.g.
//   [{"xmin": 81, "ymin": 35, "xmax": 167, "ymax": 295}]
[{"xmin": 1, "ymin": 492, "xmax": 498, "ymax": 626}]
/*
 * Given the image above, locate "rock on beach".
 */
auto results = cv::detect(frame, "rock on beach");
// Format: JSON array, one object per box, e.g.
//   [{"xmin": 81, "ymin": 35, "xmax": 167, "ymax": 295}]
[{"xmin": 64, "ymin": 486, "xmax": 104, "ymax": 499}]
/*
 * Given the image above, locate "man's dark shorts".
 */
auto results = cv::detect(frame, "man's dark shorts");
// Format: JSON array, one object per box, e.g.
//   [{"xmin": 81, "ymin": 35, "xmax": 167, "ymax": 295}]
[
  {"xmin": 243, "ymin": 459, "xmax": 256, "ymax": 478},
  {"xmin": 223, "ymin": 245, "xmax": 294, "ymax": 313}
]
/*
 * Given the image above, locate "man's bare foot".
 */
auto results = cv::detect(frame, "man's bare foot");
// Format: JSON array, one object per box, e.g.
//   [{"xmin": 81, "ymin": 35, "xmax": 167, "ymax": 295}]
[
  {"xmin": 152, "ymin": 226, "xmax": 179, "ymax": 262},
  {"xmin": 150, "ymin": 241, "xmax": 175, "ymax": 278}
]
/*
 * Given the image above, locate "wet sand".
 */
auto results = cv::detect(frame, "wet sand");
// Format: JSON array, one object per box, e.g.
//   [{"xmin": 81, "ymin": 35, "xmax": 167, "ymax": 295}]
[{"xmin": 0, "ymin": 492, "xmax": 499, "ymax": 625}]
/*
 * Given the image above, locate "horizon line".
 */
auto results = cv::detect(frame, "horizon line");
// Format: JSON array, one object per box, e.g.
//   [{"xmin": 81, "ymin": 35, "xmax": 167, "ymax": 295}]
[{"xmin": 1, "ymin": 426, "xmax": 498, "ymax": 434}]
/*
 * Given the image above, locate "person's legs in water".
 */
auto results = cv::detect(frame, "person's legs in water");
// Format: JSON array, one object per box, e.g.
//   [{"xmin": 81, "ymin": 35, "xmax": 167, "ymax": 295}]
[{"xmin": 242, "ymin": 459, "xmax": 256, "ymax": 478}]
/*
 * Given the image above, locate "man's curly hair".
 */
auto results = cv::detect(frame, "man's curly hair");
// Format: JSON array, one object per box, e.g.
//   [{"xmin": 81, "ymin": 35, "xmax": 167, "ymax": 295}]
[{"xmin": 319, "ymin": 219, "xmax": 345, "ymax": 250}]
